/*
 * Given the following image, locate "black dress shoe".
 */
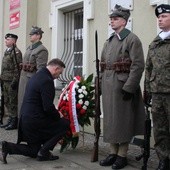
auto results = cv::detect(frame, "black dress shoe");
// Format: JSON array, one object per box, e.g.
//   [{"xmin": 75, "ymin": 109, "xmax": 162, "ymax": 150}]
[
  {"xmin": 1, "ymin": 141, "xmax": 9, "ymax": 164},
  {"xmin": 112, "ymin": 155, "xmax": 127, "ymax": 169},
  {"xmin": 157, "ymin": 158, "xmax": 169, "ymax": 170},
  {"xmin": 37, "ymin": 151, "xmax": 59, "ymax": 161},
  {"xmin": 99, "ymin": 154, "xmax": 117, "ymax": 166}
]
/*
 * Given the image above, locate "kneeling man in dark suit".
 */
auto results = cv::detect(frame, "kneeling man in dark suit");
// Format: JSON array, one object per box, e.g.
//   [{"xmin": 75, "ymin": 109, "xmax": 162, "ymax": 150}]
[{"xmin": 1, "ymin": 58, "xmax": 70, "ymax": 163}]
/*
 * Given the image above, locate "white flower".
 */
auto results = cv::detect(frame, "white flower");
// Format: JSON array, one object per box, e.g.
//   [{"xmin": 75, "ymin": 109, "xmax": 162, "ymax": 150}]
[
  {"xmin": 79, "ymin": 94, "xmax": 84, "ymax": 99},
  {"xmin": 83, "ymin": 90, "xmax": 88, "ymax": 95},
  {"xmin": 82, "ymin": 105, "xmax": 87, "ymax": 110},
  {"xmin": 81, "ymin": 86, "xmax": 86, "ymax": 90},
  {"xmin": 75, "ymin": 84, "xmax": 79, "ymax": 89},
  {"xmin": 84, "ymin": 101, "xmax": 89, "ymax": 106},
  {"xmin": 78, "ymin": 99, "xmax": 83, "ymax": 105},
  {"xmin": 78, "ymin": 89, "xmax": 83, "ymax": 93},
  {"xmin": 63, "ymin": 96, "xmax": 67, "ymax": 100}
]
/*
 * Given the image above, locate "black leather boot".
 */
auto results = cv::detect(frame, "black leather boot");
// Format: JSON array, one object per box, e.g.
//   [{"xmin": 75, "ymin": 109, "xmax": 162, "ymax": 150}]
[
  {"xmin": 112, "ymin": 155, "xmax": 127, "ymax": 169},
  {"xmin": 99, "ymin": 154, "xmax": 117, "ymax": 166},
  {"xmin": 0, "ymin": 117, "xmax": 12, "ymax": 128},
  {"xmin": 157, "ymin": 158, "xmax": 169, "ymax": 170},
  {"xmin": 5, "ymin": 117, "xmax": 18, "ymax": 130}
]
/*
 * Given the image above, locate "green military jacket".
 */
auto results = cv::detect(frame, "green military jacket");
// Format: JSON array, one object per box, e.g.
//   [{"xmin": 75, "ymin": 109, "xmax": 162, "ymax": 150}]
[
  {"xmin": 1, "ymin": 46, "xmax": 22, "ymax": 84},
  {"xmin": 145, "ymin": 35, "xmax": 170, "ymax": 93}
]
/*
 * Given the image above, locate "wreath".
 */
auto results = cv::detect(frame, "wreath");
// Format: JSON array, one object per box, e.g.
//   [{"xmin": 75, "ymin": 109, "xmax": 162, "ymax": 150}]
[{"xmin": 58, "ymin": 74, "xmax": 95, "ymax": 152}]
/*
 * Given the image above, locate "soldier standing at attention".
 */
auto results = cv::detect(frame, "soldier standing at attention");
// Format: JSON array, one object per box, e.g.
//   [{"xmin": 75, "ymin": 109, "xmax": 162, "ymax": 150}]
[
  {"xmin": 0, "ymin": 33, "xmax": 22, "ymax": 130},
  {"xmin": 99, "ymin": 5, "xmax": 145, "ymax": 169},
  {"xmin": 144, "ymin": 4, "xmax": 170, "ymax": 170},
  {"xmin": 18, "ymin": 26, "xmax": 48, "ymax": 117}
]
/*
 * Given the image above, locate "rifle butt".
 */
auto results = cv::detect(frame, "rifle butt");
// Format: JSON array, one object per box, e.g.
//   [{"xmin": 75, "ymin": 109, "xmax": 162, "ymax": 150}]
[{"xmin": 91, "ymin": 144, "xmax": 98, "ymax": 162}]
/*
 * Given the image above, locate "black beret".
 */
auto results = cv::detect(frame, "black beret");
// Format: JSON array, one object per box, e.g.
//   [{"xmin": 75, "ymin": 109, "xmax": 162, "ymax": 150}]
[
  {"xmin": 5, "ymin": 33, "xmax": 18, "ymax": 40},
  {"xmin": 155, "ymin": 4, "xmax": 170, "ymax": 17},
  {"xmin": 109, "ymin": 4, "xmax": 130, "ymax": 21},
  {"xmin": 29, "ymin": 26, "xmax": 44, "ymax": 35}
]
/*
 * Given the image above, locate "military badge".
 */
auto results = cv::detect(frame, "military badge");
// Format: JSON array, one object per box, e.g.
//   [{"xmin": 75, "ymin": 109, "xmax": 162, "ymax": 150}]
[{"xmin": 157, "ymin": 7, "xmax": 162, "ymax": 14}]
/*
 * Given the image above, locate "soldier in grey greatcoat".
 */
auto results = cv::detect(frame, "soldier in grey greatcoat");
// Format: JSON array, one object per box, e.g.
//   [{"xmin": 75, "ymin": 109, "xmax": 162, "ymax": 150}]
[
  {"xmin": 0, "ymin": 33, "xmax": 22, "ymax": 130},
  {"xmin": 18, "ymin": 26, "xmax": 48, "ymax": 117},
  {"xmin": 99, "ymin": 5, "xmax": 145, "ymax": 169},
  {"xmin": 144, "ymin": 4, "xmax": 170, "ymax": 170}
]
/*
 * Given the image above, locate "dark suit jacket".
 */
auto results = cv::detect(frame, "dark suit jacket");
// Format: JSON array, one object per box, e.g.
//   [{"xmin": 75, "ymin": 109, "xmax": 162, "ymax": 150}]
[{"xmin": 17, "ymin": 68, "xmax": 61, "ymax": 144}]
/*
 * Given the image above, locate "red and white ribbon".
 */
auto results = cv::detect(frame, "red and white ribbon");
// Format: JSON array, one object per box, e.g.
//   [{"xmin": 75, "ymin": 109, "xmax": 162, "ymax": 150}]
[{"xmin": 58, "ymin": 76, "xmax": 81, "ymax": 134}]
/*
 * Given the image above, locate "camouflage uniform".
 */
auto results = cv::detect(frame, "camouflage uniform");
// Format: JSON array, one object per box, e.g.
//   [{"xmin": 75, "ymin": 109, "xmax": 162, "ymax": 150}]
[
  {"xmin": 145, "ymin": 35, "xmax": 170, "ymax": 160},
  {"xmin": 1, "ymin": 46, "xmax": 22, "ymax": 120}
]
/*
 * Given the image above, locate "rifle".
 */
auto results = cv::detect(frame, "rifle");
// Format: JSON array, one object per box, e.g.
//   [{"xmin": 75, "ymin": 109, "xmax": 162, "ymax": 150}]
[
  {"xmin": 91, "ymin": 30, "xmax": 101, "ymax": 162},
  {"xmin": 0, "ymin": 80, "xmax": 4, "ymax": 125},
  {"xmin": 135, "ymin": 103, "xmax": 151, "ymax": 170}
]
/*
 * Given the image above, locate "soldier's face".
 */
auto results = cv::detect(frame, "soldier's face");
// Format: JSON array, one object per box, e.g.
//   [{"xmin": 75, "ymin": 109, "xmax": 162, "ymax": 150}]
[
  {"xmin": 5, "ymin": 38, "xmax": 15, "ymax": 47},
  {"xmin": 158, "ymin": 13, "xmax": 170, "ymax": 31},
  {"xmin": 29, "ymin": 34, "xmax": 41, "ymax": 43},
  {"xmin": 110, "ymin": 17, "xmax": 126, "ymax": 33}
]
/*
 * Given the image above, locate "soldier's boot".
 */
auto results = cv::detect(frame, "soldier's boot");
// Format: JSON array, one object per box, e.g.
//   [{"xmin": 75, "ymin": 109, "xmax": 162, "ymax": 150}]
[
  {"xmin": 0, "ymin": 117, "xmax": 12, "ymax": 128},
  {"xmin": 5, "ymin": 117, "xmax": 18, "ymax": 130}
]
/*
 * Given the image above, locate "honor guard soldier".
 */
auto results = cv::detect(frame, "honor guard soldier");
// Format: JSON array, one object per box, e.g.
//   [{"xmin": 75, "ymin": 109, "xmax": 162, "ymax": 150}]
[
  {"xmin": 18, "ymin": 26, "xmax": 48, "ymax": 117},
  {"xmin": 99, "ymin": 4, "xmax": 145, "ymax": 169},
  {"xmin": 0, "ymin": 33, "xmax": 22, "ymax": 130},
  {"xmin": 144, "ymin": 4, "xmax": 170, "ymax": 170}
]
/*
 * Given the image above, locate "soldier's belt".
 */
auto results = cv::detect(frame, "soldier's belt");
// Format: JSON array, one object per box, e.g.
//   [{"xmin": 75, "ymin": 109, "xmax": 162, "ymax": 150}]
[
  {"xmin": 100, "ymin": 61, "xmax": 131, "ymax": 73},
  {"xmin": 20, "ymin": 63, "xmax": 37, "ymax": 72}
]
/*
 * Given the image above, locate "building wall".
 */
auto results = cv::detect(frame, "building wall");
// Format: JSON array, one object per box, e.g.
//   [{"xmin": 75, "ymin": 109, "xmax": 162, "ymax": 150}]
[
  {"xmin": 36, "ymin": 0, "xmax": 52, "ymax": 58},
  {"xmin": 1, "ymin": 0, "xmax": 28, "ymax": 56}
]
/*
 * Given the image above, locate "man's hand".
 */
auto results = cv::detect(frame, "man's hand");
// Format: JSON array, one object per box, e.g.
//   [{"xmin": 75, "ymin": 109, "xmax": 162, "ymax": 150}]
[
  {"xmin": 143, "ymin": 90, "xmax": 152, "ymax": 105},
  {"xmin": 122, "ymin": 89, "xmax": 134, "ymax": 101}
]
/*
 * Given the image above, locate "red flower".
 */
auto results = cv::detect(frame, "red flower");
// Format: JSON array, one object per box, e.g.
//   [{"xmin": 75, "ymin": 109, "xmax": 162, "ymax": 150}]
[
  {"xmin": 76, "ymin": 103, "xmax": 82, "ymax": 109},
  {"xmin": 80, "ymin": 109, "xmax": 86, "ymax": 115}
]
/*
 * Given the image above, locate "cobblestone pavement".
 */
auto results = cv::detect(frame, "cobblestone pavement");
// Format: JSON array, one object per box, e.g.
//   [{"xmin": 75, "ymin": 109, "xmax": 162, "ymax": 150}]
[{"xmin": 0, "ymin": 117, "xmax": 158, "ymax": 170}]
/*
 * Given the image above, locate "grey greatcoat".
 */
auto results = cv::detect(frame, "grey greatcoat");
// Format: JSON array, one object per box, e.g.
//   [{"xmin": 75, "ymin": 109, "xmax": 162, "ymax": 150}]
[
  {"xmin": 101, "ymin": 28, "xmax": 145, "ymax": 143},
  {"xmin": 18, "ymin": 41, "xmax": 48, "ymax": 116}
]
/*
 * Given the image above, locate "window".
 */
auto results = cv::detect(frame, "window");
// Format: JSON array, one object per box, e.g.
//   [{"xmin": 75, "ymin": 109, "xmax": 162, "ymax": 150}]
[{"xmin": 59, "ymin": 8, "xmax": 83, "ymax": 83}]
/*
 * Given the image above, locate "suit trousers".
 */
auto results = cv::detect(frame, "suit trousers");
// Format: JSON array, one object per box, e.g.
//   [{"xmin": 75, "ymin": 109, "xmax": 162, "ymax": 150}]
[
  {"xmin": 7, "ymin": 118, "xmax": 70, "ymax": 158},
  {"xmin": 6, "ymin": 142, "xmax": 41, "ymax": 158}
]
